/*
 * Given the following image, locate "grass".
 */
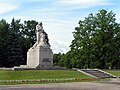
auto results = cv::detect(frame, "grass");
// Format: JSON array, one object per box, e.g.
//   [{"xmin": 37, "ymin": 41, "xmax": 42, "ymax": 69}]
[
  {"xmin": 104, "ymin": 70, "xmax": 120, "ymax": 76},
  {"xmin": 0, "ymin": 70, "xmax": 91, "ymax": 80},
  {"xmin": 0, "ymin": 70, "xmax": 98, "ymax": 84}
]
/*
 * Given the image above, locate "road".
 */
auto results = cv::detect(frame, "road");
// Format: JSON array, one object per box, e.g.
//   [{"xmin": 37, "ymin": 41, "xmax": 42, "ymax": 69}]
[{"xmin": 0, "ymin": 78, "xmax": 120, "ymax": 90}]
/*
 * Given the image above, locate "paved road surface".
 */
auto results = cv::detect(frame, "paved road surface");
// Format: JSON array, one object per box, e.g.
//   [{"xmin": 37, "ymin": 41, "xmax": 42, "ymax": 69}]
[{"xmin": 0, "ymin": 78, "xmax": 120, "ymax": 90}]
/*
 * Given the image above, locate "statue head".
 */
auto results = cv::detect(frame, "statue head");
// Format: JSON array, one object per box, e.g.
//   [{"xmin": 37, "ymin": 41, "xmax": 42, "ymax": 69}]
[{"xmin": 38, "ymin": 22, "xmax": 42, "ymax": 26}]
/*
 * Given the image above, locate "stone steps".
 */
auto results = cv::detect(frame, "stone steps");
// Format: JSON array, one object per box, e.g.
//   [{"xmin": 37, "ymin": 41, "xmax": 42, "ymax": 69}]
[{"xmin": 81, "ymin": 69, "xmax": 115, "ymax": 78}]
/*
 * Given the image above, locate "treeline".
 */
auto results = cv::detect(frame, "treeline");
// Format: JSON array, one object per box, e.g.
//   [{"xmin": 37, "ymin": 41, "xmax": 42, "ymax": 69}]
[
  {"xmin": 54, "ymin": 9, "xmax": 120, "ymax": 69},
  {"xmin": 0, "ymin": 9, "xmax": 120, "ymax": 69},
  {"xmin": 0, "ymin": 18, "xmax": 38, "ymax": 67}
]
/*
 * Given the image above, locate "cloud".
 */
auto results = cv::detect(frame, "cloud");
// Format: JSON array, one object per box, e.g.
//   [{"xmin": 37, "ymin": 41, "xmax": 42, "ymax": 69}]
[
  {"xmin": 50, "ymin": 37, "xmax": 70, "ymax": 53},
  {"xmin": 42, "ymin": 19, "xmax": 76, "ymax": 53},
  {"xmin": 113, "ymin": 9, "xmax": 120, "ymax": 23},
  {"xmin": 0, "ymin": 3, "xmax": 18, "ymax": 14},
  {"xmin": 59, "ymin": 0, "xmax": 110, "ymax": 9},
  {"xmin": 59, "ymin": 0, "xmax": 106, "ymax": 4}
]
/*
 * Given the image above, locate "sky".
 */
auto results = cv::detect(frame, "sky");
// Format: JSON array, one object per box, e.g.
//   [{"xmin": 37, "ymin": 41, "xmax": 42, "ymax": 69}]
[{"xmin": 0, "ymin": 0, "xmax": 120, "ymax": 53}]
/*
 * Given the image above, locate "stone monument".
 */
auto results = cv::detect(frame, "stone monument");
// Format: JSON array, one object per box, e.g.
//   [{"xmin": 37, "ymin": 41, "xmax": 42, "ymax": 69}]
[{"xmin": 20, "ymin": 22, "xmax": 53, "ymax": 69}]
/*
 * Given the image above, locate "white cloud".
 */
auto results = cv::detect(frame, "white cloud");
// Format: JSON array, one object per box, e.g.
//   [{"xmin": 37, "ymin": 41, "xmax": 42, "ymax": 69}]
[
  {"xmin": 0, "ymin": 3, "xmax": 18, "ymax": 14},
  {"xmin": 42, "ymin": 19, "xmax": 77, "ymax": 53},
  {"xmin": 50, "ymin": 37, "xmax": 70, "ymax": 53},
  {"xmin": 60, "ymin": 0, "xmax": 105, "ymax": 4},
  {"xmin": 111, "ymin": 8, "xmax": 120, "ymax": 23},
  {"xmin": 59, "ymin": 0, "xmax": 110, "ymax": 9}
]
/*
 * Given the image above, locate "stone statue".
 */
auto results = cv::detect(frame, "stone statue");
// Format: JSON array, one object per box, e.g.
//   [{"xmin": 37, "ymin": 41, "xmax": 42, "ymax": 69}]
[
  {"xmin": 39, "ymin": 32, "xmax": 47, "ymax": 46},
  {"xmin": 32, "ymin": 22, "xmax": 50, "ymax": 48},
  {"xmin": 36, "ymin": 22, "xmax": 43, "ymax": 43}
]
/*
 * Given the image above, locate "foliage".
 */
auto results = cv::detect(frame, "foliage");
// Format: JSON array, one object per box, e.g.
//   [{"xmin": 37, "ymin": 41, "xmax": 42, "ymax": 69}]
[
  {"xmin": 0, "ymin": 19, "xmax": 9, "ymax": 67},
  {"xmin": 5, "ymin": 18, "xmax": 23, "ymax": 67},
  {"xmin": 0, "ymin": 18, "xmax": 38, "ymax": 67},
  {"xmin": 53, "ymin": 53, "xmax": 62, "ymax": 65},
  {"xmin": 69, "ymin": 9, "xmax": 120, "ymax": 69},
  {"xmin": 20, "ymin": 20, "xmax": 38, "ymax": 64},
  {"xmin": 0, "ymin": 9, "xmax": 120, "ymax": 69},
  {"xmin": 54, "ymin": 9, "xmax": 120, "ymax": 69}
]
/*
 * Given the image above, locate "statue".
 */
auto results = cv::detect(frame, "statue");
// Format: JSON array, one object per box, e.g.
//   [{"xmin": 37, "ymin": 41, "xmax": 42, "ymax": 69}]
[
  {"xmin": 32, "ymin": 22, "xmax": 50, "ymax": 48},
  {"xmin": 36, "ymin": 22, "xmax": 43, "ymax": 43},
  {"xmin": 17, "ymin": 22, "xmax": 53, "ymax": 69},
  {"xmin": 39, "ymin": 32, "xmax": 47, "ymax": 46}
]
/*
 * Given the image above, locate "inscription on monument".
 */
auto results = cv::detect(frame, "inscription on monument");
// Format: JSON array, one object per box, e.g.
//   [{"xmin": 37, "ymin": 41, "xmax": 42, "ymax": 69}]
[{"xmin": 42, "ymin": 58, "xmax": 51, "ymax": 62}]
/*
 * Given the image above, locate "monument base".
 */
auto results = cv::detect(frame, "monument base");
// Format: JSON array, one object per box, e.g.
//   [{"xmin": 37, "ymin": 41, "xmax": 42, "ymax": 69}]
[{"xmin": 19, "ymin": 45, "xmax": 53, "ymax": 69}]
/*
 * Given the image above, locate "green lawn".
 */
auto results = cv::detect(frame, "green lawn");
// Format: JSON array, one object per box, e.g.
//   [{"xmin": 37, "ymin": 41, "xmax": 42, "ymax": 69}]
[
  {"xmin": 104, "ymin": 70, "xmax": 120, "ymax": 76},
  {"xmin": 0, "ymin": 70, "xmax": 91, "ymax": 80}
]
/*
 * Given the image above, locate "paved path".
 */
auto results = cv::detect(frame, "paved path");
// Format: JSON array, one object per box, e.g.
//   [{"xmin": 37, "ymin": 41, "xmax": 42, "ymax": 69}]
[{"xmin": 0, "ymin": 78, "xmax": 120, "ymax": 90}]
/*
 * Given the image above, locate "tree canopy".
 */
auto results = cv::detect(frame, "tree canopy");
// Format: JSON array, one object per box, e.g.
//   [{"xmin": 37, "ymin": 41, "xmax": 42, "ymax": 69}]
[
  {"xmin": 54, "ymin": 9, "xmax": 120, "ymax": 69},
  {"xmin": 0, "ymin": 9, "xmax": 120, "ymax": 69},
  {"xmin": 69, "ymin": 9, "xmax": 120, "ymax": 69}
]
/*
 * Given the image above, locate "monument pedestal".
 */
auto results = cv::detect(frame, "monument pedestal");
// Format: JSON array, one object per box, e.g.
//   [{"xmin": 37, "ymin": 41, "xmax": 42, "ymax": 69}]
[
  {"xmin": 14, "ymin": 46, "xmax": 66, "ymax": 70},
  {"xmin": 26, "ymin": 46, "xmax": 53, "ymax": 69}
]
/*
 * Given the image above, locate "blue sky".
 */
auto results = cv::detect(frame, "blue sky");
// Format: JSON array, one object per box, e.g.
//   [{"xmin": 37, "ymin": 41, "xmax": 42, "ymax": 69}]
[{"xmin": 0, "ymin": 0, "xmax": 120, "ymax": 53}]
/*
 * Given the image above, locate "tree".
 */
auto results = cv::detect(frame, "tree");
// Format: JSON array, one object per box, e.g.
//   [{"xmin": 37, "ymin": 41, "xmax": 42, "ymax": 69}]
[
  {"xmin": 53, "ymin": 53, "xmax": 69, "ymax": 67},
  {"xmin": 0, "ymin": 19, "xmax": 38, "ymax": 67},
  {"xmin": 70, "ymin": 9, "xmax": 120, "ymax": 69},
  {"xmin": 0, "ymin": 19, "xmax": 9, "ymax": 67},
  {"xmin": 4, "ymin": 18, "xmax": 23, "ymax": 67},
  {"xmin": 20, "ymin": 20, "xmax": 38, "ymax": 63},
  {"xmin": 21, "ymin": 20, "xmax": 38, "ymax": 47},
  {"xmin": 5, "ymin": 33, "xmax": 23, "ymax": 67},
  {"xmin": 53, "ymin": 53, "xmax": 61, "ymax": 65}
]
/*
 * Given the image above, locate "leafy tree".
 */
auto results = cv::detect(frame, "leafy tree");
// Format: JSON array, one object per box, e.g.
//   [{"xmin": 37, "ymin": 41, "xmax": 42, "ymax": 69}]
[
  {"xmin": 53, "ymin": 53, "xmax": 68, "ymax": 67},
  {"xmin": 53, "ymin": 53, "xmax": 61, "ymax": 65},
  {"xmin": 21, "ymin": 20, "xmax": 38, "ymax": 48},
  {"xmin": 58, "ymin": 53, "xmax": 66, "ymax": 67},
  {"xmin": 63, "ymin": 51, "xmax": 72, "ymax": 68},
  {"xmin": 70, "ymin": 9, "xmax": 120, "ymax": 69}
]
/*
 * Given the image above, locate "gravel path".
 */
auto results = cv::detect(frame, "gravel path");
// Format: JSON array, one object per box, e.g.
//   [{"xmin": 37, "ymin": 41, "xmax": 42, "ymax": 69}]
[{"xmin": 0, "ymin": 78, "xmax": 120, "ymax": 90}]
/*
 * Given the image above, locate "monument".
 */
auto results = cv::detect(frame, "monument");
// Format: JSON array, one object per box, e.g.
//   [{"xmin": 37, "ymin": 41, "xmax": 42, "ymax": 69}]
[{"xmin": 20, "ymin": 22, "xmax": 53, "ymax": 69}]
